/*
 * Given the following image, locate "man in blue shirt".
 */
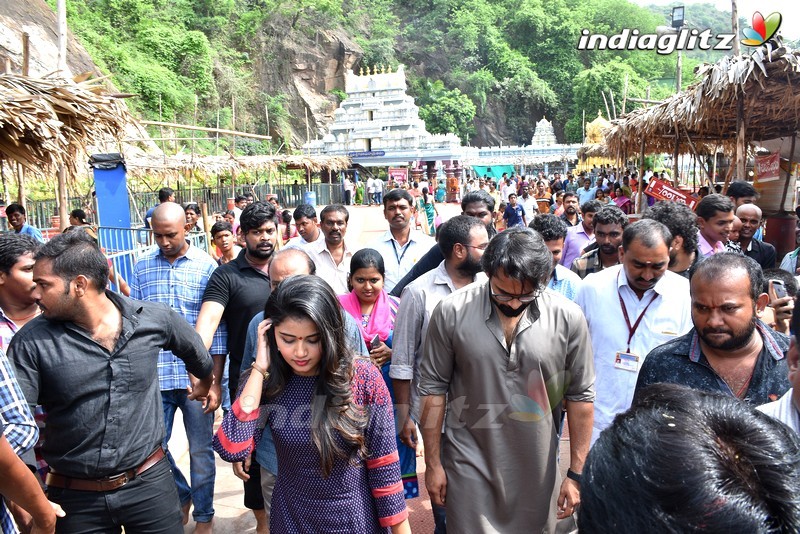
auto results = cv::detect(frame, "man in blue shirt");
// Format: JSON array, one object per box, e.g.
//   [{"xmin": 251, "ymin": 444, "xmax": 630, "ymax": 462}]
[
  {"xmin": 577, "ymin": 178, "xmax": 598, "ymax": 205},
  {"xmin": 5, "ymin": 204, "xmax": 43, "ymax": 243},
  {"xmin": 130, "ymin": 202, "xmax": 225, "ymax": 532},
  {"xmin": 503, "ymin": 193, "xmax": 527, "ymax": 228},
  {"xmin": 144, "ymin": 187, "xmax": 176, "ymax": 229}
]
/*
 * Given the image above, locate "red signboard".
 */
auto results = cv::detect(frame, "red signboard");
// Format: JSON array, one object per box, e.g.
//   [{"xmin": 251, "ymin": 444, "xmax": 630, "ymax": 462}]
[
  {"xmin": 754, "ymin": 152, "xmax": 781, "ymax": 183},
  {"xmin": 644, "ymin": 178, "xmax": 698, "ymax": 210},
  {"xmin": 388, "ymin": 167, "xmax": 408, "ymax": 184}
]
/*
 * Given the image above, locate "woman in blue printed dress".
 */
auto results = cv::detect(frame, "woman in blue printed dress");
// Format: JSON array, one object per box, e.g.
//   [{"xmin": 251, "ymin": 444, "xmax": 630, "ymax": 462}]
[{"xmin": 213, "ymin": 276, "xmax": 410, "ymax": 533}]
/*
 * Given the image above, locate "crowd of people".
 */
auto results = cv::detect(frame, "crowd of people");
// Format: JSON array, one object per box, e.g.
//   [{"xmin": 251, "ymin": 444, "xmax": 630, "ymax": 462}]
[{"xmin": 2, "ymin": 171, "xmax": 800, "ymax": 534}]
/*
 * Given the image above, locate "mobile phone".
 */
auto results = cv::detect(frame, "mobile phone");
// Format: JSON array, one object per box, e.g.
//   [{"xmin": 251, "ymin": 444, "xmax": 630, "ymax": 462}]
[
  {"xmin": 370, "ymin": 334, "xmax": 381, "ymax": 350},
  {"xmin": 771, "ymin": 279, "xmax": 788, "ymax": 299}
]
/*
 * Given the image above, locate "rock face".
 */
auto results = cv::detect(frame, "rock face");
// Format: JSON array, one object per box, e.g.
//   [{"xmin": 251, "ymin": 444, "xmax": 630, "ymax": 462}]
[
  {"xmin": 0, "ymin": 0, "xmax": 100, "ymax": 78},
  {"xmin": 252, "ymin": 23, "xmax": 363, "ymax": 146}
]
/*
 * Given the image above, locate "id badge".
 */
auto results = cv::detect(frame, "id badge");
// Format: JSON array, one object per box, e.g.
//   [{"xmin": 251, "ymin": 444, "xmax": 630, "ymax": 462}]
[{"xmin": 614, "ymin": 352, "xmax": 640, "ymax": 372}]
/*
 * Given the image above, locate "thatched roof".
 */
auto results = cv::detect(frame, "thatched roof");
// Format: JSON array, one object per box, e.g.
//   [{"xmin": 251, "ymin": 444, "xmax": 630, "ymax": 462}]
[
  {"xmin": 0, "ymin": 73, "xmax": 133, "ymax": 173},
  {"xmin": 577, "ymin": 143, "xmax": 608, "ymax": 159},
  {"xmin": 124, "ymin": 153, "xmax": 352, "ymax": 179},
  {"xmin": 604, "ymin": 44, "xmax": 800, "ymax": 158}
]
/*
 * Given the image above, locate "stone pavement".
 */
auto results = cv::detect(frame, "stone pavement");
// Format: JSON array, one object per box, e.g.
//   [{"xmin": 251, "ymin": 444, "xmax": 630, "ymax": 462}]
[{"xmin": 170, "ymin": 201, "xmax": 571, "ymax": 532}]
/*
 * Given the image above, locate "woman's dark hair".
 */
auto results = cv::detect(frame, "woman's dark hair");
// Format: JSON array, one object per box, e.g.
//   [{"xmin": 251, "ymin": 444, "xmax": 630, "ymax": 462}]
[
  {"xmin": 422, "ymin": 187, "xmax": 430, "ymax": 205},
  {"xmin": 184, "ymin": 203, "xmax": 200, "ymax": 214},
  {"xmin": 281, "ymin": 209, "xmax": 292, "ymax": 225},
  {"xmin": 263, "ymin": 276, "xmax": 366, "ymax": 477},
  {"xmin": 349, "ymin": 248, "xmax": 385, "ymax": 278},
  {"xmin": 581, "ymin": 384, "xmax": 800, "ymax": 533},
  {"xmin": 70, "ymin": 209, "xmax": 88, "ymax": 224}
]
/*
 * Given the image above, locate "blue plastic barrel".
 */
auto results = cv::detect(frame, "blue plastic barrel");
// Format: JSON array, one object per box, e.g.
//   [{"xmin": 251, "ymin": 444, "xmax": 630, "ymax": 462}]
[{"xmin": 303, "ymin": 191, "xmax": 317, "ymax": 206}]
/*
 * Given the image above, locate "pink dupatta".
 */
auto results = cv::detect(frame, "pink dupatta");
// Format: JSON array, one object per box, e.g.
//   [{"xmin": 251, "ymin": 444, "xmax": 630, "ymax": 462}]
[{"xmin": 338, "ymin": 290, "xmax": 396, "ymax": 344}]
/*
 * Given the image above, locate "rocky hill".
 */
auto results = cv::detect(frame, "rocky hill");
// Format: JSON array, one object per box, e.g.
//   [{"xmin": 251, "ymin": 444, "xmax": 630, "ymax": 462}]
[{"xmin": 1, "ymin": 0, "xmax": 741, "ymax": 150}]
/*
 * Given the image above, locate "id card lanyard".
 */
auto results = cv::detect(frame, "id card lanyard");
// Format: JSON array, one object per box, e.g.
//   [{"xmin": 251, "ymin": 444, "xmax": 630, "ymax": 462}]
[{"xmin": 618, "ymin": 287, "xmax": 659, "ymax": 353}]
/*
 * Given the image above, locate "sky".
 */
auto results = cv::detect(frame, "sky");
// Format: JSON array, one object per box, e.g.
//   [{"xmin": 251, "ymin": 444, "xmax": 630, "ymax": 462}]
[{"xmin": 631, "ymin": 0, "xmax": 800, "ymax": 41}]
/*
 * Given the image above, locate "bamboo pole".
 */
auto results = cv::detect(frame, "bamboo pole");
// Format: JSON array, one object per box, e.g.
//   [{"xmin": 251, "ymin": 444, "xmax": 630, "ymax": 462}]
[
  {"xmin": 56, "ymin": 0, "xmax": 67, "ymax": 74},
  {"xmin": 609, "ymin": 89, "xmax": 617, "ymax": 120},
  {"xmin": 22, "ymin": 33, "xmax": 30, "ymax": 76},
  {"xmin": 215, "ymin": 108, "xmax": 220, "ymax": 156},
  {"xmin": 735, "ymin": 89, "xmax": 746, "ymax": 181},
  {"xmin": 232, "ymin": 94, "xmax": 237, "ymax": 159},
  {"xmin": 139, "ymin": 121, "xmax": 272, "ymax": 141},
  {"xmin": 621, "ymin": 74, "xmax": 628, "ymax": 115},
  {"xmin": 779, "ymin": 134, "xmax": 797, "ymax": 212},
  {"xmin": 191, "ymin": 94, "xmax": 198, "ymax": 162},
  {"xmin": 637, "ymin": 86, "xmax": 650, "ymax": 214}
]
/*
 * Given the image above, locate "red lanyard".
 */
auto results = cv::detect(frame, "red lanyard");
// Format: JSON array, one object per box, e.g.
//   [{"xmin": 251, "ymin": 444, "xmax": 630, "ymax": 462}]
[{"xmin": 618, "ymin": 290, "xmax": 659, "ymax": 352}]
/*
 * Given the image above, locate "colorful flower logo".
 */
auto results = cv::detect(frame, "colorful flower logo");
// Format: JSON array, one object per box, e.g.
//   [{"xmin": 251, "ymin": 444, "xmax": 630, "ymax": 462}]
[{"xmin": 741, "ymin": 12, "xmax": 782, "ymax": 47}]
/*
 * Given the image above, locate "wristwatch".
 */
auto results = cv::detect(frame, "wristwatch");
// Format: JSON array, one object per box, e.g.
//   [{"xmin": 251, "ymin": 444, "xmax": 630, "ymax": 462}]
[{"xmin": 251, "ymin": 362, "xmax": 270, "ymax": 380}]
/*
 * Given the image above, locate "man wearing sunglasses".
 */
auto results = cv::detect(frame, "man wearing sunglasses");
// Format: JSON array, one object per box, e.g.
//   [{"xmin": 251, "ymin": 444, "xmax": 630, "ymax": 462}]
[{"xmin": 418, "ymin": 227, "xmax": 595, "ymax": 533}]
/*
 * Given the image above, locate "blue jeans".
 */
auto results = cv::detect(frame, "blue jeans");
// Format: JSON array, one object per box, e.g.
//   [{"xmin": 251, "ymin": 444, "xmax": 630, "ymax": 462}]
[{"xmin": 161, "ymin": 389, "xmax": 216, "ymax": 523}]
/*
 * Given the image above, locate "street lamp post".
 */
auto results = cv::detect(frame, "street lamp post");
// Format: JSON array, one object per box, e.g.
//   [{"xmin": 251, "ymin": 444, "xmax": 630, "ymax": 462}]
[{"xmin": 672, "ymin": 6, "xmax": 685, "ymax": 92}]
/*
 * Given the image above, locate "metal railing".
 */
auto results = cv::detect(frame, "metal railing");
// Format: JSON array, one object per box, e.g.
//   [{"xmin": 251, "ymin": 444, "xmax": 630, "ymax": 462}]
[
  {"xmin": 21, "ymin": 183, "xmax": 345, "ymax": 230},
  {"xmin": 100, "ymin": 227, "xmax": 209, "ymax": 294}
]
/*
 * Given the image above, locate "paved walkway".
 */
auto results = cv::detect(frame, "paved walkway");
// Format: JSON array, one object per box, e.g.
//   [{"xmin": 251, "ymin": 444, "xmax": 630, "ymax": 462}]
[{"xmin": 170, "ymin": 202, "xmax": 571, "ymax": 532}]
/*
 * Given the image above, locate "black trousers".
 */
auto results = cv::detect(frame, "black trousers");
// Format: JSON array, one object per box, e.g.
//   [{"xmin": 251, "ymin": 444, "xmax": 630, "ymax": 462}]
[{"xmin": 47, "ymin": 458, "xmax": 183, "ymax": 533}]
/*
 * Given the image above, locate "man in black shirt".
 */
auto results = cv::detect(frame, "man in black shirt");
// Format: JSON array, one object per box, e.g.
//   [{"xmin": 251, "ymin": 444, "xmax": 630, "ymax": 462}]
[
  {"xmin": 195, "ymin": 201, "xmax": 277, "ymax": 533},
  {"xmin": 9, "ymin": 231, "xmax": 213, "ymax": 533},
  {"xmin": 737, "ymin": 204, "xmax": 776, "ymax": 270}
]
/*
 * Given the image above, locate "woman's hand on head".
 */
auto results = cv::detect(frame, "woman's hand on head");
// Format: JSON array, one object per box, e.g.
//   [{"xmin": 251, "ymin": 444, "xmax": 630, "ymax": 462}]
[{"xmin": 256, "ymin": 319, "xmax": 273, "ymax": 368}]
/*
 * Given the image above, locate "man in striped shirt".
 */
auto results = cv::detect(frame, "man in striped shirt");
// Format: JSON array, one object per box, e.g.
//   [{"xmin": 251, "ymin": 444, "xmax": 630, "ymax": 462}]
[{"xmin": 131, "ymin": 203, "xmax": 226, "ymax": 532}]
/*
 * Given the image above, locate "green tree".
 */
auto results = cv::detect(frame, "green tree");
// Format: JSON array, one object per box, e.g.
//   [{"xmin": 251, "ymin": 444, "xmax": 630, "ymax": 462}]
[{"xmin": 417, "ymin": 82, "xmax": 477, "ymax": 142}]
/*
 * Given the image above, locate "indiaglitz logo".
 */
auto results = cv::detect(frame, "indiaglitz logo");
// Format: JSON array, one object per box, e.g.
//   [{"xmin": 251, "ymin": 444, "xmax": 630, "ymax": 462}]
[
  {"xmin": 741, "ymin": 12, "xmax": 782, "ymax": 47},
  {"xmin": 576, "ymin": 11, "xmax": 783, "ymax": 54}
]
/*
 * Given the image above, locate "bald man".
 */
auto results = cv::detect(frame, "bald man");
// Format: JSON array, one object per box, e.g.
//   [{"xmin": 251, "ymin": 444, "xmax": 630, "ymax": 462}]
[
  {"xmin": 737, "ymin": 204, "xmax": 776, "ymax": 270},
  {"xmin": 130, "ymin": 202, "xmax": 225, "ymax": 531},
  {"xmin": 235, "ymin": 248, "xmax": 368, "ymax": 517}
]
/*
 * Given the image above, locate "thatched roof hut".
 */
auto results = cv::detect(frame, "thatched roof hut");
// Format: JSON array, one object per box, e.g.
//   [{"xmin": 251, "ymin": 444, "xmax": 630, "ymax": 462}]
[
  {"xmin": 604, "ymin": 45, "xmax": 800, "ymax": 159},
  {"xmin": 0, "ymin": 73, "xmax": 133, "ymax": 173}
]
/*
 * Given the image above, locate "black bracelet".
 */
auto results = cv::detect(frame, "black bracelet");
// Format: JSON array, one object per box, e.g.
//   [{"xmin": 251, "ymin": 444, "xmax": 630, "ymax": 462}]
[{"xmin": 566, "ymin": 468, "xmax": 582, "ymax": 484}]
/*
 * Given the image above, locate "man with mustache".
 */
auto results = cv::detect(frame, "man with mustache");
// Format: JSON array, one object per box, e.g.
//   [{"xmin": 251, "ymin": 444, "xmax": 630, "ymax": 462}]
[
  {"xmin": 635, "ymin": 253, "xmax": 790, "ymax": 405},
  {"xmin": 571, "ymin": 206, "xmax": 627, "ymax": 280},
  {"xmin": 306, "ymin": 204, "xmax": 358, "ymax": 295},
  {"xmin": 418, "ymin": 227, "xmax": 594, "ymax": 533},
  {"xmin": 576, "ymin": 219, "xmax": 692, "ymax": 443},
  {"xmin": 367, "ymin": 189, "xmax": 435, "ymax": 293},
  {"xmin": 195, "ymin": 201, "xmax": 278, "ymax": 533}
]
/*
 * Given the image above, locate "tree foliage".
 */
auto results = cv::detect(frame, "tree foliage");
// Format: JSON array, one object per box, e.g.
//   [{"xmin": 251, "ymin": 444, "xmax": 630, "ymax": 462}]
[{"xmin": 51, "ymin": 0, "xmax": 739, "ymax": 149}]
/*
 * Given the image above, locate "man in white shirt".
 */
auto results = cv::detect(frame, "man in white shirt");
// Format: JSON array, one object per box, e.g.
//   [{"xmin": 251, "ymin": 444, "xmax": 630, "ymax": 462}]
[
  {"xmin": 759, "ymin": 310, "xmax": 800, "ymax": 434},
  {"xmin": 366, "ymin": 177, "xmax": 376, "ymax": 205},
  {"xmin": 306, "ymin": 204, "xmax": 358, "ymax": 294},
  {"xmin": 283, "ymin": 204, "xmax": 323, "ymax": 250},
  {"xmin": 520, "ymin": 186, "xmax": 538, "ymax": 221},
  {"xmin": 576, "ymin": 219, "xmax": 692, "ymax": 443},
  {"xmin": 367, "ymin": 189, "xmax": 435, "ymax": 293}
]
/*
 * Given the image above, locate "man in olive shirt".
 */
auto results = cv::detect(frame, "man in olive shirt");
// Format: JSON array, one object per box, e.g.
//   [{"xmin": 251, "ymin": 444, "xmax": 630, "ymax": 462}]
[{"xmin": 9, "ymin": 232, "xmax": 213, "ymax": 533}]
